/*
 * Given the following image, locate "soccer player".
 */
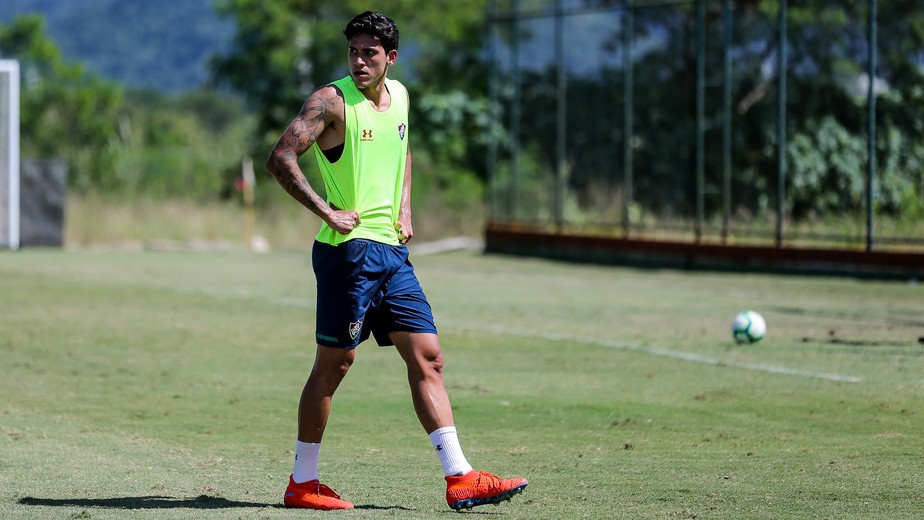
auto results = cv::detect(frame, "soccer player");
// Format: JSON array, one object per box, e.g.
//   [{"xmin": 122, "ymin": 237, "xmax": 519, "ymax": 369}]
[{"xmin": 264, "ymin": 11, "xmax": 528, "ymax": 511}]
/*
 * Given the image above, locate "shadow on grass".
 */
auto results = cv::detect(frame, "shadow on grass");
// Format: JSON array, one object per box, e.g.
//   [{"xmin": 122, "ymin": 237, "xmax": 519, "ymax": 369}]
[
  {"xmin": 356, "ymin": 504, "xmax": 417, "ymax": 511},
  {"xmin": 18, "ymin": 495, "xmax": 418, "ymax": 511},
  {"xmin": 18, "ymin": 495, "xmax": 271, "ymax": 509}
]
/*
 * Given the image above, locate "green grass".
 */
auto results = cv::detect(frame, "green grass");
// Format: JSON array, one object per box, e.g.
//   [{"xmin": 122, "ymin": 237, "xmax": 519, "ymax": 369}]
[{"xmin": 1, "ymin": 248, "xmax": 922, "ymax": 519}]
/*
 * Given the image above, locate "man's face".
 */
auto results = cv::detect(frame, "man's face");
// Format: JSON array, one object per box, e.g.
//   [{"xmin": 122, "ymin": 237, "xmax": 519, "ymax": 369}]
[{"xmin": 348, "ymin": 33, "xmax": 396, "ymax": 90}]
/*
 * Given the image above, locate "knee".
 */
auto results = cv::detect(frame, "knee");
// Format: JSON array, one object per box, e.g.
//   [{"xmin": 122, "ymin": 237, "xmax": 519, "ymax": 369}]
[
  {"xmin": 331, "ymin": 358, "xmax": 353, "ymax": 379},
  {"xmin": 309, "ymin": 349, "xmax": 354, "ymax": 385},
  {"xmin": 426, "ymin": 350, "xmax": 445, "ymax": 373},
  {"xmin": 395, "ymin": 333, "xmax": 445, "ymax": 379},
  {"xmin": 412, "ymin": 349, "xmax": 444, "ymax": 379}
]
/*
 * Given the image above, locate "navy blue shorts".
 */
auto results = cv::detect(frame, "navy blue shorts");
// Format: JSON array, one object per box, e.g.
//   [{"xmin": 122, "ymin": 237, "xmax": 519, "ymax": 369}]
[{"xmin": 312, "ymin": 239, "xmax": 438, "ymax": 349}]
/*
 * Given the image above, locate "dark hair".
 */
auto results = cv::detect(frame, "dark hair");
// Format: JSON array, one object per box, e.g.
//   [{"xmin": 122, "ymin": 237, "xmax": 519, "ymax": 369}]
[{"xmin": 343, "ymin": 11, "xmax": 399, "ymax": 52}]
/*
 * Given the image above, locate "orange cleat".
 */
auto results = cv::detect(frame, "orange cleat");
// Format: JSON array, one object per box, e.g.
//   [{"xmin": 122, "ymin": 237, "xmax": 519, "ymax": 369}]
[
  {"xmin": 283, "ymin": 475, "xmax": 354, "ymax": 510},
  {"xmin": 445, "ymin": 470, "xmax": 528, "ymax": 510}
]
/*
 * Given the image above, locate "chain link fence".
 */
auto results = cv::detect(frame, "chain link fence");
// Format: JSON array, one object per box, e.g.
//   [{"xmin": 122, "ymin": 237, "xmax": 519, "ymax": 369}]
[{"xmin": 486, "ymin": 0, "xmax": 923, "ymax": 252}]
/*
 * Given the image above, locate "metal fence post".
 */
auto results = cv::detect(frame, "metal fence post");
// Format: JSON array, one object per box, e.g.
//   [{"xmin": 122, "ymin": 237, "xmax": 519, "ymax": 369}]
[
  {"xmin": 866, "ymin": 0, "xmax": 878, "ymax": 252},
  {"xmin": 776, "ymin": 0, "xmax": 787, "ymax": 248},
  {"xmin": 623, "ymin": 0, "xmax": 634, "ymax": 237},
  {"xmin": 695, "ymin": 0, "xmax": 705, "ymax": 243},
  {"xmin": 487, "ymin": 0, "xmax": 499, "ymax": 222},
  {"xmin": 554, "ymin": 0, "xmax": 567, "ymax": 231},
  {"xmin": 509, "ymin": 0, "xmax": 521, "ymax": 222},
  {"xmin": 722, "ymin": 0, "xmax": 733, "ymax": 243}
]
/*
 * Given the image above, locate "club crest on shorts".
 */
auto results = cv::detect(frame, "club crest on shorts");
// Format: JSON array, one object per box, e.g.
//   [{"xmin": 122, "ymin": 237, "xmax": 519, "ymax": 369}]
[
  {"xmin": 349, "ymin": 320, "xmax": 363, "ymax": 340},
  {"xmin": 397, "ymin": 123, "xmax": 406, "ymax": 141}
]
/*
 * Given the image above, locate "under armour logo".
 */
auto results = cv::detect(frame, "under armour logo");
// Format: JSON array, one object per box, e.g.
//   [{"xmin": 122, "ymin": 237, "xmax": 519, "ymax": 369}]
[
  {"xmin": 361, "ymin": 129, "xmax": 374, "ymax": 141},
  {"xmin": 435, "ymin": 444, "xmax": 443, "ymax": 452}
]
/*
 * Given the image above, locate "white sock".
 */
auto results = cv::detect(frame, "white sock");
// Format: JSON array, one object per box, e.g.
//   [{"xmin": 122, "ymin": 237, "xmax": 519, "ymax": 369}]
[
  {"xmin": 292, "ymin": 440, "xmax": 320, "ymax": 484},
  {"xmin": 429, "ymin": 426, "xmax": 473, "ymax": 477}
]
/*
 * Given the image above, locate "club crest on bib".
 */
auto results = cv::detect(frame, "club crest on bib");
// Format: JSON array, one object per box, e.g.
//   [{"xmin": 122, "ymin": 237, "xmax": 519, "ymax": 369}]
[
  {"xmin": 349, "ymin": 320, "xmax": 363, "ymax": 340},
  {"xmin": 397, "ymin": 123, "xmax": 406, "ymax": 141}
]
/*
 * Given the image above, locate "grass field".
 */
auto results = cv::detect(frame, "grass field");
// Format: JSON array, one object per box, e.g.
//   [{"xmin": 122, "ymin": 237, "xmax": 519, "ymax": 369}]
[{"xmin": 1, "ymin": 247, "xmax": 922, "ymax": 519}]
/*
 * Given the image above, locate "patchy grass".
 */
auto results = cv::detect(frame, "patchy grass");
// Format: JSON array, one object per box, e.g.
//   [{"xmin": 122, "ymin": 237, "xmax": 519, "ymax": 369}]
[{"xmin": 1, "ymin": 249, "xmax": 922, "ymax": 519}]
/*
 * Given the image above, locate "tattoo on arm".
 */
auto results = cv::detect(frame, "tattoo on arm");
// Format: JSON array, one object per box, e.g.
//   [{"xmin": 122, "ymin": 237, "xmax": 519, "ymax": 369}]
[{"xmin": 267, "ymin": 90, "xmax": 339, "ymax": 219}]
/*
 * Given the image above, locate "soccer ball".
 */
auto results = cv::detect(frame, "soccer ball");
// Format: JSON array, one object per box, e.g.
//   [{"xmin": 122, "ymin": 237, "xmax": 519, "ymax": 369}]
[{"xmin": 731, "ymin": 311, "xmax": 766, "ymax": 344}]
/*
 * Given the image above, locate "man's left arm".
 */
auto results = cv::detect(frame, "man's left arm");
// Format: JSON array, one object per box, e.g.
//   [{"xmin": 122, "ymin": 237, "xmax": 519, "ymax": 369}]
[{"xmin": 396, "ymin": 145, "xmax": 413, "ymax": 244}]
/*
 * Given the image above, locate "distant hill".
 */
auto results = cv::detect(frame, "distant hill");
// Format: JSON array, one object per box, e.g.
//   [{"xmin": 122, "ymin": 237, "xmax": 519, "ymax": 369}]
[{"xmin": 0, "ymin": 0, "xmax": 233, "ymax": 92}]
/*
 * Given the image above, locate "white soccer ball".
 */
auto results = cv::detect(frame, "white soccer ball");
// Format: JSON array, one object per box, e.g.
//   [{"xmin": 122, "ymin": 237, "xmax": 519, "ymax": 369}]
[{"xmin": 731, "ymin": 311, "xmax": 766, "ymax": 344}]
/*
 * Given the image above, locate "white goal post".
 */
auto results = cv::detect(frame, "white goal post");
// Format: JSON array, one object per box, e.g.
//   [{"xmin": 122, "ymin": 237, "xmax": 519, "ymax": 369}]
[{"xmin": 0, "ymin": 59, "xmax": 20, "ymax": 250}]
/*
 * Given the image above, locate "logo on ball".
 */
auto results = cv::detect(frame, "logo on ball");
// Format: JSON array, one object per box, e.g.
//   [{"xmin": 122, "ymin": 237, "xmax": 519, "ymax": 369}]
[{"xmin": 732, "ymin": 311, "xmax": 766, "ymax": 344}]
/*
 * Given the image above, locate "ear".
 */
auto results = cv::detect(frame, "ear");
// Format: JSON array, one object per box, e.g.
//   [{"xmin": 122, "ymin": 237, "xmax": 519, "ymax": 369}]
[{"xmin": 387, "ymin": 49, "xmax": 398, "ymax": 67}]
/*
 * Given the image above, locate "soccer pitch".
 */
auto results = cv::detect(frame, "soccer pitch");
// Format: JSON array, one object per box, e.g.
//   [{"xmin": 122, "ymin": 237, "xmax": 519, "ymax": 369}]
[{"xmin": 1, "ymin": 248, "xmax": 922, "ymax": 519}]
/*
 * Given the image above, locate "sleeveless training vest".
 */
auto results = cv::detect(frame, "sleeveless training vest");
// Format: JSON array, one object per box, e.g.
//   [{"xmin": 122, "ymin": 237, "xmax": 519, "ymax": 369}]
[{"xmin": 313, "ymin": 76, "xmax": 409, "ymax": 246}]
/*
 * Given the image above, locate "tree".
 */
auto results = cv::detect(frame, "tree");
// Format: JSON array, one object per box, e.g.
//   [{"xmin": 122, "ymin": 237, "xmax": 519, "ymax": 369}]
[
  {"xmin": 210, "ymin": 1, "xmax": 493, "ymax": 226},
  {"xmin": 0, "ymin": 14, "xmax": 123, "ymax": 191},
  {"xmin": 210, "ymin": 0, "xmax": 348, "ymax": 153},
  {"xmin": 493, "ymin": 0, "xmax": 924, "ymax": 222},
  {"xmin": 1, "ymin": 14, "xmax": 255, "ymax": 198},
  {"xmin": 211, "ymin": 1, "xmax": 490, "ymax": 155}
]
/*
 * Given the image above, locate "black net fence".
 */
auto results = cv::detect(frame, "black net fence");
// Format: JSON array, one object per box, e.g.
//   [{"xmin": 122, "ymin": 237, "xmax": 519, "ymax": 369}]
[{"xmin": 486, "ymin": 0, "xmax": 924, "ymax": 251}]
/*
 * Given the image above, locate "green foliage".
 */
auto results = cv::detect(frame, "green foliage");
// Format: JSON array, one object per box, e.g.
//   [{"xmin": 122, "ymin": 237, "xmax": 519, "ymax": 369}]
[
  {"xmin": 211, "ymin": 1, "xmax": 491, "ymax": 172},
  {"xmin": 879, "ymin": 124, "xmax": 924, "ymax": 217},
  {"xmin": 493, "ymin": 0, "xmax": 924, "ymax": 229},
  {"xmin": 4, "ymin": 1, "xmax": 922, "ymax": 229},
  {"xmin": 412, "ymin": 88, "xmax": 496, "ymax": 180},
  {"xmin": 787, "ymin": 116, "xmax": 866, "ymax": 217},
  {"xmin": 0, "ymin": 14, "xmax": 123, "ymax": 191},
  {"xmin": 110, "ymin": 90, "xmax": 255, "ymax": 198},
  {"xmin": 211, "ymin": 0, "xmax": 352, "ymax": 156},
  {"xmin": 0, "ymin": 0, "xmax": 233, "ymax": 92},
  {"xmin": 209, "ymin": 1, "xmax": 494, "ymax": 230},
  {"xmin": 491, "ymin": 143, "xmax": 556, "ymax": 223},
  {"xmin": 1, "ymin": 14, "xmax": 254, "ymax": 199}
]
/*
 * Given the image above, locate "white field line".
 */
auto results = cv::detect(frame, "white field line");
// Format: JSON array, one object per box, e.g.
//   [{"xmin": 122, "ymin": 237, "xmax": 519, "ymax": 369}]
[
  {"xmin": 458, "ymin": 323, "xmax": 862, "ymax": 383},
  {"xmin": 178, "ymin": 287, "xmax": 863, "ymax": 384}
]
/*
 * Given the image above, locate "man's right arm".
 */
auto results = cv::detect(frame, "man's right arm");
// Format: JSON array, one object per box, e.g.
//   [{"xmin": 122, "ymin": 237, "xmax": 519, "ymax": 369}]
[{"xmin": 265, "ymin": 87, "xmax": 360, "ymax": 234}]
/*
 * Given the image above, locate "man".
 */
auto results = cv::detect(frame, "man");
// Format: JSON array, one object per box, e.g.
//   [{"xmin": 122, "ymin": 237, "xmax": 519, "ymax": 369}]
[{"xmin": 265, "ymin": 11, "xmax": 528, "ymax": 512}]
